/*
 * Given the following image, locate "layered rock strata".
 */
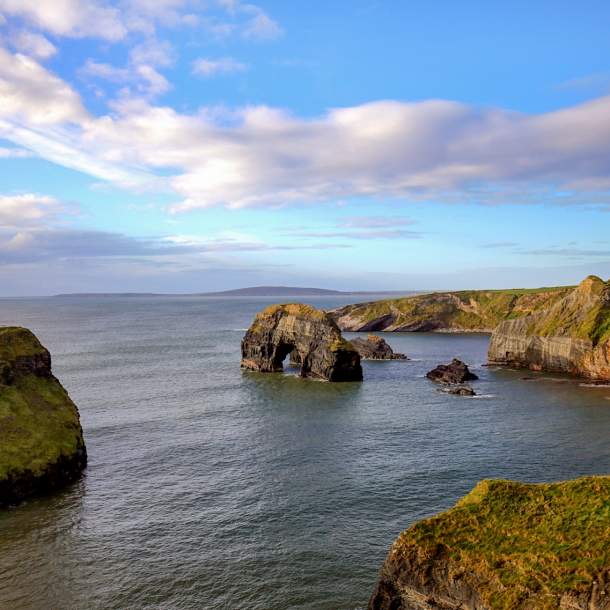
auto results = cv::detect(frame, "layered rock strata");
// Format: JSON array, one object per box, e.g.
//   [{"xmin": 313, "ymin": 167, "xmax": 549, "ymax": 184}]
[{"xmin": 488, "ymin": 275, "xmax": 610, "ymax": 379}]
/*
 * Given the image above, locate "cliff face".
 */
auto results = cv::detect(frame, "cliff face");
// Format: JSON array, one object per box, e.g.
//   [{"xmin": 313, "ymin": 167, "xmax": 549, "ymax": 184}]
[
  {"xmin": 241, "ymin": 303, "xmax": 363, "ymax": 381},
  {"xmin": 488, "ymin": 276, "xmax": 610, "ymax": 379},
  {"xmin": 369, "ymin": 477, "xmax": 610, "ymax": 610},
  {"xmin": 0, "ymin": 327, "xmax": 87, "ymax": 507},
  {"xmin": 331, "ymin": 287, "xmax": 571, "ymax": 333}
]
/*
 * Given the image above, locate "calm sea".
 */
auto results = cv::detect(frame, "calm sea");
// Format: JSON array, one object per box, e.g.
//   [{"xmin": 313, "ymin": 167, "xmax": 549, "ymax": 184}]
[{"xmin": 0, "ymin": 295, "xmax": 609, "ymax": 610}]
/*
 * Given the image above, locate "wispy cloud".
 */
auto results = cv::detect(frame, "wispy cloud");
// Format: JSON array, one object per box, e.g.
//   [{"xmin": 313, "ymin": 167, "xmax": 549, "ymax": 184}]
[
  {"xmin": 555, "ymin": 72, "xmax": 610, "ymax": 93},
  {"xmin": 479, "ymin": 241, "xmax": 518, "ymax": 249},
  {"xmin": 192, "ymin": 57, "xmax": 247, "ymax": 77}
]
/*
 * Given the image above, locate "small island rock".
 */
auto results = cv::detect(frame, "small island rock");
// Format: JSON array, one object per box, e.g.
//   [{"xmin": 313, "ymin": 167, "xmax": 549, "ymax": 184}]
[
  {"xmin": 426, "ymin": 358, "xmax": 478, "ymax": 384},
  {"xmin": 444, "ymin": 385, "xmax": 476, "ymax": 396},
  {"xmin": 241, "ymin": 303, "xmax": 362, "ymax": 381},
  {"xmin": 351, "ymin": 335, "xmax": 408, "ymax": 360}
]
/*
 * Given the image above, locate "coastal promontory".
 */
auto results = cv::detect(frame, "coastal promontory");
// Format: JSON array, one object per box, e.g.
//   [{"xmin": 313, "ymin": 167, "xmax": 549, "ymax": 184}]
[
  {"xmin": 488, "ymin": 275, "xmax": 610, "ymax": 379},
  {"xmin": 241, "ymin": 303, "xmax": 363, "ymax": 381},
  {"xmin": 0, "ymin": 327, "xmax": 87, "ymax": 507},
  {"xmin": 369, "ymin": 476, "xmax": 610, "ymax": 610},
  {"xmin": 331, "ymin": 286, "xmax": 572, "ymax": 332}
]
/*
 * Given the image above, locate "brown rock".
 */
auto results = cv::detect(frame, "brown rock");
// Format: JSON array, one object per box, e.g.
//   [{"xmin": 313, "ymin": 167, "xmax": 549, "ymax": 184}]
[{"xmin": 426, "ymin": 359, "xmax": 478, "ymax": 384}]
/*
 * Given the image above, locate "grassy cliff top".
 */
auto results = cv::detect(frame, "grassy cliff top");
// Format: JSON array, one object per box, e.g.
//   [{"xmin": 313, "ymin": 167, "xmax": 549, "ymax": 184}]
[
  {"xmin": 528, "ymin": 276, "xmax": 610, "ymax": 345},
  {"xmin": 0, "ymin": 326, "xmax": 47, "ymax": 362},
  {"xmin": 333, "ymin": 284, "xmax": 574, "ymax": 331},
  {"xmin": 0, "ymin": 327, "xmax": 83, "ymax": 481},
  {"xmin": 393, "ymin": 476, "xmax": 610, "ymax": 609},
  {"xmin": 257, "ymin": 303, "xmax": 328, "ymax": 320}
]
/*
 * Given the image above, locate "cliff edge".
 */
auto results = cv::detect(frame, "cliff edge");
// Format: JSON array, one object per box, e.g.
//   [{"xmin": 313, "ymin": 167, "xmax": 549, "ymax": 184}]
[
  {"xmin": 488, "ymin": 275, "xmax": 610, "ymax": 379},
  {"xmin": 0, "ymin": 327, "xmax": 87, "ymax": 507},
  {"xmin": 369, "ymin": 476, "xmax": 610, "ymax": 610},
  {"xmin": 241, "ymin": 303, "xmax": 363, "ymax": 381}
]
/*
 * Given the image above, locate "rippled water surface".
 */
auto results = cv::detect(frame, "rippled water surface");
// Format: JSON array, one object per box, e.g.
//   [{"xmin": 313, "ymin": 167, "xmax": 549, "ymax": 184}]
[{"xmin": 1, "ymin": 295, "xmax": 609, "ymax": 609}]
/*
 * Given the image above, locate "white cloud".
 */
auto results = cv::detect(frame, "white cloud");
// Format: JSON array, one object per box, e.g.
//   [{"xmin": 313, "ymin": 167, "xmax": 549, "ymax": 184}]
[
  {"xmin": 11, "ymin": 30, "xmax": 57, "ymax": 59},
  {"xmin": 0, "ymin": 193, "xmax": 61, "ymax": 227},
  {"xmin": 80, "ymin": 59, "xmax": 131, "ymax": 82},
  {"xmin": 2, "ymin": 48, "xmax": 610, "ymax": 212},
  {"xmin": 192, "ymin": 57, "xmax": 247, "ymax": 77},
  {"xmin": 0, "ymin": 146, "xmax": 32, "ymax": 158},
  {"xmin": 0, "ymin": 0, "xmax": 127, "ymax": 40},
  {"xmin": 0, "ymin": 47, "xmax": 88, "ymax": 124}
]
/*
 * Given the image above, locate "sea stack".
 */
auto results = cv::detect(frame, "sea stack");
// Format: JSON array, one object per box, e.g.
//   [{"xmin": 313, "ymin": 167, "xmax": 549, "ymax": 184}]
[
  {"xmin": 488, "ymin": 275, "xmax": 610, "ymax": 380},
  {"xmin": 369, "ymin": 476, "xmax": 610, "ymax": 610},
  {"xmin": 0, "ymin": 327, "xmax": 87, "ymax": 507},
  {"xmin": 241, "ymin": 303, "xmax": 363, "ymax": 381}
]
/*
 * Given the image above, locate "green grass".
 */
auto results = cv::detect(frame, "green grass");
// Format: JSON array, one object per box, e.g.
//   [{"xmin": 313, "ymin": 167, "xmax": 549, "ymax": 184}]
[
  {"xmin": 394, "ymin": 476, "xmax": 610, "ymax": 609},
  {"xmin": 347, "ymin": 285, "xmax": 573, "ymax": 330},
  {"xmin": 0, "ymin": 374, "xmax": 83, "ymax": 479},
  {"xmin": 0, "ymin": 327, "xmax": 83, "ymax": 481}
]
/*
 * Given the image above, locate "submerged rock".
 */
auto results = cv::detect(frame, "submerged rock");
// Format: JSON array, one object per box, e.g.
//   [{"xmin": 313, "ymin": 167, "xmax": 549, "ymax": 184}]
[
  {"xmin": 444, "ymin": 385, "xmax": 476, "ymax": 396},
  {"xmin": 351, "ymin": 335, "xmax": 408, "ymax": 360},
  {"xmin": 426, "ymin": 359, "xmax": 478, "ymax": 384},
  {"xmin": 369, "ymin": 476, "xmax": 610, "ymax": 610},
  {"xmin": 0, "ymin": 327, "xmax": 87, "ymax": 508},
  {"xmin": 488, "ymin": 275, "xmax": 610, "ymax": 380},
  {"xmin": 241, "ymin": 303, "xmax": 363, "ymax": 381}
]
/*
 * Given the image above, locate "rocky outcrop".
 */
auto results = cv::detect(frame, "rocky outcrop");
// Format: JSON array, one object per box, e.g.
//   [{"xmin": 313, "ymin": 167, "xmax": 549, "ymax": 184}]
[
  {"xmin": 369, "ymin": 476, "xmax": 610, "ymax": 610},
  {"xmin": 0, "ymin": 327, "xmax": 87, "ymax": 508},
  {"xmin": 426, "ymin": 359, "xmax": 478, "ymax": 384},
  {"xmin": 331, "ymin": 287, "xmax": 572, "ymax": 332},
  {"xmin": 241, "ymin": 303, "xmax": 363, "ymax": 381},
  {"xmin": 351, "ymin": 335, "xmax": 408, "ymax": 360},
  {"xmin": 444, "ymin": 385, "xmax": 476, "ymax": 396},
  {"xmin": 488, "ymin": 276, "xmax": 610, "ymax": 380}
]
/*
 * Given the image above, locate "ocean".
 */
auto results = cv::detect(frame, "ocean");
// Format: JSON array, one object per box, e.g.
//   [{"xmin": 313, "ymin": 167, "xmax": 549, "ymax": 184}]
[{"xmin": 1, "ymin": 295, "xmax": 609, "ymax": 609}]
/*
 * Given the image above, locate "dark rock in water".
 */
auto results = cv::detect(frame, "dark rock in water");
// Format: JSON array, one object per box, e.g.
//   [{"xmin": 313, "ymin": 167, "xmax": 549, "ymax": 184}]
[
  {"xmin": 368, "ymin": 477, "xmax": 610, "ymax": 610},
  {"xmin": 351, "ymin": 335, "xmax": 408, "ymax": 360},
  {"xmin": 0, "ymin": 327, "xmax": 87, "ymax": 508},
  {"xmin": 241, "ymin": 303, "xmax": 362, "ymax": 382},
  {"xmin": 444, "ymin": 385, "xmax": 476, "ymax": 396},
  {"xmin": 426, "ymin": 358, "xmax": 478, "ymax": 384}
]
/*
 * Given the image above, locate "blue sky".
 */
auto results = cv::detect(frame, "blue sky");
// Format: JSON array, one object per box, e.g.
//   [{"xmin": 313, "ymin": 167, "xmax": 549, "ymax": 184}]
[{"xmin": 1, "ymin": 0, "xmax": 610, "ymax": 295}]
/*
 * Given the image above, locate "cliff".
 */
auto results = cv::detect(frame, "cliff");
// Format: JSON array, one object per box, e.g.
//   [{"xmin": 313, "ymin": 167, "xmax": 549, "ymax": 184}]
[
  {"xmin": 241, "ymin": 303, "xmax": 363, "ymax": 381},
  {"xmin": 0, "ymin": 327, "xmax": 87, "ymax": 507},
  {"xmin": 488, "ymin": 275, "xmax": 610, "ymax": 379},
  {"xmin": 369, "ymin": 476, "xmax": 610, "ymax": 610},
  {"xmin": 331, "ymin": 286, "xmax": 572, "ymax": 332}
]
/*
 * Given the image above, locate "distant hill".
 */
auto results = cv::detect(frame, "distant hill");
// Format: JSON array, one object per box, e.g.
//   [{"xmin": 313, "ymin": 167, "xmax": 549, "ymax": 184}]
[
  {"xmin": 54, "ymin": 286, "xmax": 413, "ymax": 298},
  {"xmin": 202, "ymin": 286, "xmax": 346, "ymax": 296}
]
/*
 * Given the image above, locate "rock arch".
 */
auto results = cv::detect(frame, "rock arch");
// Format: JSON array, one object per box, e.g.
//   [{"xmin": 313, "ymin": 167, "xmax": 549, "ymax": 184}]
[{"xmin": 241, "ymin": 303, "xmax": 363, "ymax": 381}]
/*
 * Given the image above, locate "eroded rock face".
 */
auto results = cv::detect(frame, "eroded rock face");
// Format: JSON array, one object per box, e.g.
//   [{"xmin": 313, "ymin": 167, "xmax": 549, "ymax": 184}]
[
  {"xmin": 0, "ymin": 327, "xmax": 87, "ymax": 508},
  {"xmin": 241, "ymin": 303, "xmax": 363, "ymax": 381},
  {"xmin": 351, "ymin": 335, "xmax": 408, "ymax": 360},
  {"xmin": 426, "ymin": 359, "xmax": 478, "ymax": 384},
  {"xmin": 488, "ymin": 276, "xmax": 610, "ymax": 380},
  {"xmin": 369, "ymin": 477, "xmax": 610, "ymax": 610}
]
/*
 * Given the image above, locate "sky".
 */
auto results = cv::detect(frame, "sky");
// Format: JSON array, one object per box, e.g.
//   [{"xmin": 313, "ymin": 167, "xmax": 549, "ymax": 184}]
[{"xmin": 1, "ymin": 0, "xmax": 610, "ymax": 295}]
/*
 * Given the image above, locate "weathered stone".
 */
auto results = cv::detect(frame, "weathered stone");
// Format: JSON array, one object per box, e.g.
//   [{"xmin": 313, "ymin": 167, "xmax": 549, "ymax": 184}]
[
  {"xmin": 241, "ymin": 303, "xmax": 363, "ymax": 381},
  {"xmin": 488, "ymin": 275, "xmax": 610, "ymax": 380},
  {"xmin": 0, "ymin": 327, "xmax": 87, "ymax": 508},
  {"xmin": 351, "ymin": 334, "xmax": 408, "ymax": 360},
  {"xmin": 426, "ymin": 359, "xmax": 478, "ymax": 384},
  {"xmin": 444, "ymin": 385, "xmax": 476, "ymax": 396}
]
